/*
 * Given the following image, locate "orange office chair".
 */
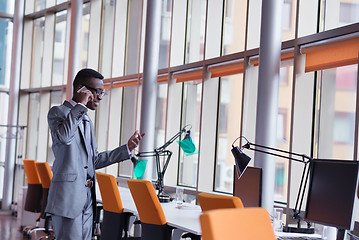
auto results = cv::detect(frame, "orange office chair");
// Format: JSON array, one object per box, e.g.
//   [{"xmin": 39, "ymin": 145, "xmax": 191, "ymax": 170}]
[
  {"xmin": 35, "ymin": 162, "xmax": 55, "ymax": 239},
  {"xmin": 197, "ymin": 192, "xmax": 244, "ymax": 212},
  {"xmin": 22, "ymin": 159, "xmax": 43, "ymax": 236},
  {"xmin": 127, "ymin": 179, "xmax": 173, "ymax": 240},
  {"xmin": 200, "ymin": 207, "xmax": 276, "ymax": 240},
  {"xmin": 96, "ymin": 172, "xmax": 135, "ymax": 240}
]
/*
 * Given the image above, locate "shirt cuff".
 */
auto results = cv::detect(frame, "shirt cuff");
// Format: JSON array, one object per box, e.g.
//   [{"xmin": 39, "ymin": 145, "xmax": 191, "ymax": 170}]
[{"xmin": 126, "ymin": 144, "xmax": 132, "ymax": 158}]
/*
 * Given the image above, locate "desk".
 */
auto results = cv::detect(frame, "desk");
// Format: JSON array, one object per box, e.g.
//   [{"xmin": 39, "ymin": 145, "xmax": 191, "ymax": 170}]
[{"xmin": 96, "ymin": 185, "xmax": 202, "ymax": 236}]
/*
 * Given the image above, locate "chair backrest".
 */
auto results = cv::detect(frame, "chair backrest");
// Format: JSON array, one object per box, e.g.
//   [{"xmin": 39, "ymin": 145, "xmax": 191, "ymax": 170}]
[
  {"xmin": 23, "ymin": 159, "xmax": 42, "ymax": 212},
  {"xmin": 200, "ymin": 207, "xmax": 276, "ymax": 240},
  {"xmin": 197, "ymin": 192, "xmax": 244, "ymax": 212},
  {"xmin": 35, "ymin": 162, "xmax": 53, "ymax": 219},
  {"xmin": 35, "ymin": 162, "xmax": 53, "ymax": 189},
  {"xmin": 127, "ymin": 179, "xmax": 166, "ymax": 225},
  {"xmin": 96, "ymin": 172, "xmax": 124, "ymax": 213},
  {"xmin": 23, "ymin": 159, "xmax": 41, "ymax": 185}
]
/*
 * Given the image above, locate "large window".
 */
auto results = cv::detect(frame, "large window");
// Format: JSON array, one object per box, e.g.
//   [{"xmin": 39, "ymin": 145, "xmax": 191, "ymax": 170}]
[
  {"xmin": 158, "ymin": 0, "xmax": 172, "ymax": 69},
  {"xmin": 0, "ymin": 92, "xmax": 9, "ymax": 196},
  {"xmin": 119, "ymin": 85, "xmax": 138, "ymax": 177},
  {"xmin": 316, "ymin": 65, "xmax": 358, "ymax": 160},
  {"xmin": 52, "ymin": 11, "xmax": 67, "ymax": 86},
  {"xmin": 0, "ymin": 0, "xmax": 14, "ymax": 13},
  {"xmin": 80, "ymin": 3, "xmax": 90, "ymax": 69},
  {"xmin": 185, "ymin": 0, "xmax": 206, "ymax": 63},
  {"xmin": 14, "ymin": 0, "xmax": 359, "ymax": 225},
  {"xmin": 47, "ymin": 90, "xmax": 62, "ymax": 165},
  {"xmin": 222, "ymin": 0, "xmax": 247, "ymax": 55},
  {"xmin": 100, "ymin": 0, "xmax": 116, "ymax": 77},
  {"xmin": 215, "ymin": 73, "xmax": 243, "ymax": 193},
  {"xmin": 321, "ymin": 0, "xmax": 359, "ymax": 31},
  {"xmin": 178, "ymin": 80, "xmax": 202, "ymax": 187},
  {"xmin": 31, "ymin": 17, "xmax": 45, "ymax": 88},
  {"xmin": 26, "ymin": 93, "xmax": 40, "ymax": 160},
  {"xmin": 0, "ymin": 19, "xmax": 12, "ymax": 88}
]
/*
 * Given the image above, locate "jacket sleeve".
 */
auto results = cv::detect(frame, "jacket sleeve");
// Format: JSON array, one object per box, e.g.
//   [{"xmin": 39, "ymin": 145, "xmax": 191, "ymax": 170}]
[
  {"xmin": 48, "ymin": 104, "xmax": 88, "ymax": 145},
  {"xmin": 94, "ymin": 145, "xmax": 131, "ymax": 169}
]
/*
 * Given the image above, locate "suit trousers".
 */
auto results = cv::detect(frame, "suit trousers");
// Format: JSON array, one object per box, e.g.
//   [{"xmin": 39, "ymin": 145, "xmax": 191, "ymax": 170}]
[{"xmin": 51, "ymin": 187, "xmax": 93, "ymax": 240}]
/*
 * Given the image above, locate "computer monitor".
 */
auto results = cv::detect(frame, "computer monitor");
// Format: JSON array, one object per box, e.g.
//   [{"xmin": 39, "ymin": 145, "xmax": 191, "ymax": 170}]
[{"xmin": 304, "ymin": 159, "xmax": 359, "ymax": 232}]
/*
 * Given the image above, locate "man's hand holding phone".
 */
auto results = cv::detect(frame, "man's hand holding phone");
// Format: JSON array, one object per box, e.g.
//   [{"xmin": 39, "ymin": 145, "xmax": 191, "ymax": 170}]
[{"xmin": 75, "ymin": 86, "xmax": 94, "ymax": 105}]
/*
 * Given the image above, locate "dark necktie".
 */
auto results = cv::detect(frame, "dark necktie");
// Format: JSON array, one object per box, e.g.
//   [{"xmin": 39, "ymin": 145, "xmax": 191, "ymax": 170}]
[{"xmin": 83, "ymin": 114, "xmax": 94, "ymax": 178}]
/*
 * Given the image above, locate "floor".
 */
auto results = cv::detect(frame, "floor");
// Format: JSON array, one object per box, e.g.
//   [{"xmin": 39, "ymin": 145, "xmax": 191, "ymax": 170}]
[
  {"xmin": 0, "ymin": 212, "xmax": 26, "ymax": 240},
  {"xmin": 0, "ymin": 211, "xmax": 54, "ymax": 240}
]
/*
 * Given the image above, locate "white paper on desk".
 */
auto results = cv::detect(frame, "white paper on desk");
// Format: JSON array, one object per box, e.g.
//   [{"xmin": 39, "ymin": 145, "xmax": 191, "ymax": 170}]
[{"xmin": 275, "ymin": 232, "xmax": 322, "ymax": 239}]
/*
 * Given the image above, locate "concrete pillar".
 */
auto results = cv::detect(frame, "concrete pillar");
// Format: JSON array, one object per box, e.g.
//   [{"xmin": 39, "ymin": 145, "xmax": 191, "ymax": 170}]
[
  {"xmin": 254, "ymin": 0, "xmax": 283, "ymax": 213},
  {"xmin": 139, "ymin": 0, "xmax": 162, "ymax": 180}
]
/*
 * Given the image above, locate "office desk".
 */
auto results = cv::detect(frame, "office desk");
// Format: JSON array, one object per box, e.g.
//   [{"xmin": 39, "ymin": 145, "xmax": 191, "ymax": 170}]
[{"xmin": 96, "ymin": 185, "xmax": 202, "ymax": 236}]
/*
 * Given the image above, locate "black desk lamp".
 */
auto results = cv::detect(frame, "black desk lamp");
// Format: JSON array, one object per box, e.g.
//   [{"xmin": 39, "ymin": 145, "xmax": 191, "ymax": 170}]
[
  {"xmin": 133, "ymin": 124, "xmax": 192, "ymax": 202},
  {"xmin": 232, "ymin": 136, "xmax": 313, "ymax": 233}
]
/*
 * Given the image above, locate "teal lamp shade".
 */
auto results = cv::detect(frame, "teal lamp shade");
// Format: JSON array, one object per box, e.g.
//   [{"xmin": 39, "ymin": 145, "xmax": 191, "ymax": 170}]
[
  {"xmin": 177, "ymin": 136, "xmax": 199, "ymax": 156},
  {"xmin": 133, "ymin": 159, "xmax": 148, "ymax": 179}
]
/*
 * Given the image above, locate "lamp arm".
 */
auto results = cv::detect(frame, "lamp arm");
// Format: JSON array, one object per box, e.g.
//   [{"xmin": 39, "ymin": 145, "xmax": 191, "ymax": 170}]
[
  {"xmin": 241, "ymin": 138, "xmax": 314, "ymax": 230},
  {"xmin": 160, "ymin": 150, "xmax": 173, "ymax": 177},
  {"xmin": 246, "ymin": 142, "xmax": 312, "ymax": 164},
  {"xmin": 156, "ymin": 126, "xmax": 189, "ymax": 152}
]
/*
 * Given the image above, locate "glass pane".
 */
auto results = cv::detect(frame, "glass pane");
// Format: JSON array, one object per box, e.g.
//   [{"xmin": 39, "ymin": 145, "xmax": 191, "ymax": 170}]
[
  {"xmin": 0, "ymin": 20, "xmax": 13, "ymax": 88},
  {"xmin": 215, "ymin": 74, "xmax": 243, "ymax": 193},
  {"xmin": 107, "ymin": 87, "xmax": 123, "ymax": 176},
  {"xmin": 139, "ymin": 1, "xmax": 147, "ymax": 73},
  {"xmin": 26, "ymin": 93, "xmax": 40, "ymax": 159},
  {"xmin": 47, "ymin": 91, "xmax": 62, "ymax": 165},
  {"xmin": 52, "ymin": 11, "xmax": 67, "ymax": 86},
  {"xmin": 222, "ymin": 0, "xmax": 247, "ymax": 55},
  {"xmin": 321, "ymin": 0, "xmax": 359, "ymax": 31},
  {"xmin": 0, "ymin": 92, "xmax": 9, "ymax": 166},
  {"xmin": 0, "ymin": 92, "xmax": 8, "ymax": 200},
  {"xmin": 152, "ymin": 83, "xmax": 168, "ymax": 179},
  {"xmin": 96, "ymin": 89, "xmax": 110, "ymax": 152},
  {"xmin": 317, "ymin": 65, "xmax": 357, "ymax": 160},
  {"xmin": 125, "ymin": 0, "xmax": 142, "ymax": 75},
  {"xmin": 185, "ymin": 0, "xmax": 206, "ymax": 63},
  {"xmin": 178, "ymin": 81, "xmax": 202, "ymax": 187},
  {"xmin": 35, "ymin": 0, "xmax": 46, "ymax": 12},
  {"xmin": 57, "ymin": 0, "xmax": 67, "ymax": 4},
  {"xmin": 80, "ymin": 3, "xmax": 90, "ymax": 69},
  {"xmin": 205, "ymin": 0, "xmax": 224, "ymax": 59},
  {"xmin": 100, "ymin": 0, "xmax": 115, "ymax": 77},
  {"xmin": 275, "ymin": 60, "xmax": 294, "ymax": 202},
  {"xmin": 0, "ymin": 0, "xmax": 14, "ymax": 14},
  {"xmin": 159, "ymin": 0, "xmax": 172, "ymax": 69},
  {"xmin": 31, "ymin": 17, "xmax": 45, "ymax": 88},
  {"xmin": 282, "ymin": 0, "xmax": 296, "ymax": 41},
  {"xmin": 119, "ymin": 85, "xmax": 138, "ymax": 177},
  {"xmin": 298, "ymin": 0, "xmax": 318, "ymax": 37},
  {"xmin": 247, "ymin": 0, "xmax": 262, "ymax": 50},
  {"xmin": 170, "ymin": 0, "xmax": 187, "ymax": 67}
]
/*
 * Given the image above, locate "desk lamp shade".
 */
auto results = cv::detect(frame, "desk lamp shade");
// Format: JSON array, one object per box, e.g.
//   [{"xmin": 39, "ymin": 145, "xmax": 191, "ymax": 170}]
[
  {"xmin": 133, "ymin": 159, "xmax": 148, "ymax": 179},
  {"xmin": 231, "ymin": 146, "xmax": 251, "ymax": 176},
  {"xmin": 177, "ymin": 131, "xmax": 199, "ymax": 156}
]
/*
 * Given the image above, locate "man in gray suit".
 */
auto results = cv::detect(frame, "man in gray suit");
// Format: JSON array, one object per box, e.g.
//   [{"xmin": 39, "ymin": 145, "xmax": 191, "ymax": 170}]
[{"xmin": 46, "ymin": 68, "xmax": 144, "ymax": 239}]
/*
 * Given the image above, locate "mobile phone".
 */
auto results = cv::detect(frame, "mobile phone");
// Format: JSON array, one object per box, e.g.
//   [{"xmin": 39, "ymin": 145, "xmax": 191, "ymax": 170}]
[{"xmin": 77, "ymin": 86, "xmax": 87, "ymax": 93}]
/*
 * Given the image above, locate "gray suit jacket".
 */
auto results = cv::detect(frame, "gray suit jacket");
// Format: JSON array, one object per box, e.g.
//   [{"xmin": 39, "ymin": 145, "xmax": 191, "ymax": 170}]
[{"xmin": 46, "ymin": 100, "xmax": 130, "ymax": 218}]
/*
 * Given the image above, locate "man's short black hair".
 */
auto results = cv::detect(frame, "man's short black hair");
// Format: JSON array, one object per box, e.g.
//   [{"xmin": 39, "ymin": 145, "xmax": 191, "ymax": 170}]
[{"xmin": 73, "ymin": 68, "xmax": 104, "ymax": 89}]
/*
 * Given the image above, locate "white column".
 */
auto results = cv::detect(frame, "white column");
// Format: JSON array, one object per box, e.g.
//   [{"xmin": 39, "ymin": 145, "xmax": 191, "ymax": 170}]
[
  {"xmin": 66, "ymin": 0, "xmax": 83, "ymax": 100},
  {"xmin": 139, "ymin": 0, "xmax": 162, "ymax": 180},
  {"xmin": 2, "ymin": 0, "xmax": 24, "ymax": 211},
  {"xmin": 254, "ymin": 0, "xmax": 283, "ymax": 213}
]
